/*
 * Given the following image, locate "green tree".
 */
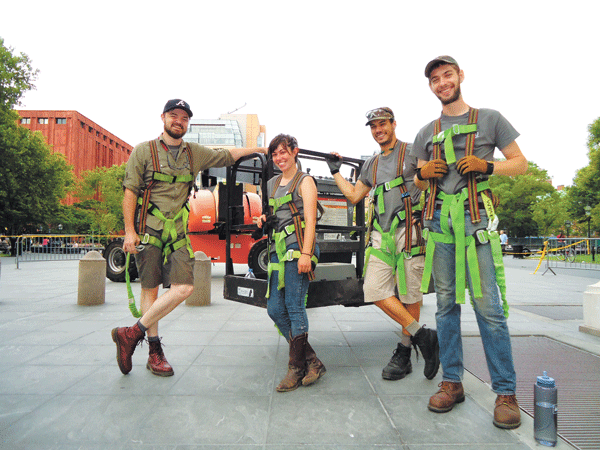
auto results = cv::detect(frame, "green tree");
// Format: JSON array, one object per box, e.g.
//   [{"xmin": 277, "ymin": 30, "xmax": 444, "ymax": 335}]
[
  {"xmin": 531, "ymin": 191, "xmax": 569, "ymax": 236},
  {"xmin": 0, "ymin": 37, "xmax": 39, "ymax": 110},
  {"xmin": 68, "ymin": 164, "xmax": 126, "ymax": 234},
  {"xmin": 565, "ymin": 116, "xmax": 600, "ymax": 235},
  {"xmin": 0, "ymin": 38, "xmax": 73, "ymax": 234},
  {"xmin": 489, "ymin": 161, "xmax": 555, "ymax": 237}
]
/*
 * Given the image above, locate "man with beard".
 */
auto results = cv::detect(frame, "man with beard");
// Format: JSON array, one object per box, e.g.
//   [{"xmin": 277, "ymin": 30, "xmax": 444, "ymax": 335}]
[
  {"xmin": 327, "ymin": 107, "xmax": 439, "ymax": 383},
  {"xmin": 411, "ymin": 56, "xmax": 527, "ymax": 429},
  {"xmin": 112, "ymin": 99, "xmax": 266, "ymax": 377}
]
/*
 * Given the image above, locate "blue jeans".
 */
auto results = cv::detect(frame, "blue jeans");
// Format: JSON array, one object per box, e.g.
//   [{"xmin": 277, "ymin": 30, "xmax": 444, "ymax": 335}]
[
  {"xmin": 267, "ymin": 243, "xmax": 319, "ymax": 340},
  {"xmin": 424, "ymin": 208, "xmax": 516, "ymax": 394}
]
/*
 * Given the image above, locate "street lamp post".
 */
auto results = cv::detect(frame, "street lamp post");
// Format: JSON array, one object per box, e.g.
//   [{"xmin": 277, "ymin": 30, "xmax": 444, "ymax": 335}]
[{"xmin": 585, "ymin": 205, "xmax": 592, "ymax": 239}]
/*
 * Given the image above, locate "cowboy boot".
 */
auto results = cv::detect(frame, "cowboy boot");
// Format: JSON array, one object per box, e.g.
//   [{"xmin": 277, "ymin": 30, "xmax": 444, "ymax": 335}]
[
  {"xmin": 147, "ymin": 338, "xmax": 174, "ymax": 377},
  {"xmin": 276, "ymin": 333, "xmax": 307, "ymax": 392},
  {"xmin": 302, "ymin": 339, "xmax": 326, "ymax": 386},
  {"xmin": 111, "ymin": 322, "xmax": 145, "ymax": 375}
]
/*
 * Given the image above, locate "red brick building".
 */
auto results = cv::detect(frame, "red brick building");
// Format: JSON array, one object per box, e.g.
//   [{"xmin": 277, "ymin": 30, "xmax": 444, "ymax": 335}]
[{"xmin": 16, "ymin": 110, "xmax": 133, "ymax": 204}]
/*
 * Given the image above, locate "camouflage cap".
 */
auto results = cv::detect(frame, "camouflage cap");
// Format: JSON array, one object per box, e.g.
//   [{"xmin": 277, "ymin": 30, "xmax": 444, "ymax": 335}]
[{"xmin": 365, "ymin": 107, "xmax": 394, "ymax": 126}]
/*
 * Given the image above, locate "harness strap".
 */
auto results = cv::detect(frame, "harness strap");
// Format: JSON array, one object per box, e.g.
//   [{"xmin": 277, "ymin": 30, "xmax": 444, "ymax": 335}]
[
  {"xmin": 266, "ymin": 249, "xmax": 318, "ymax": 298},
  {"xmin": 425, "ymin": 108, "xmax": 480, "ymax": 223},
  {"xmin": 420, "ymin": 182, "xmax": 509, "ymax": 317}
]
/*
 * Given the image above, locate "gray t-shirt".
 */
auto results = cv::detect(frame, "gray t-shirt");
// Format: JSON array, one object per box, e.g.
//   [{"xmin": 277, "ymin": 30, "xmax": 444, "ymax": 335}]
[
  {"xmin": 411, "ymin": 108, "xmax": 519, "ymax": 195},
  {"xmin": 358, "ymin": 141, "xmax": 421, "ymax": 232},
  {"xmin": 267, "ymin": 172, "xmax": 312, "ymax": 250}
]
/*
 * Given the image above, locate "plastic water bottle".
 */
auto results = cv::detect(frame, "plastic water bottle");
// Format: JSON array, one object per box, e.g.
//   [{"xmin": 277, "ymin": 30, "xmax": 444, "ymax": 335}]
[
  {"xmin": 534, "ymin": 371, "xmax": 558, "ymax": 447},
  {"xmin": 245, "ymin": 268, "xmax": 255, "ymax": 278}
]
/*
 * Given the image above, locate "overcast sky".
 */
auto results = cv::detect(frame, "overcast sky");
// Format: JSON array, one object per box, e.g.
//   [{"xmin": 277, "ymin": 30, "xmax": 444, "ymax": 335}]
[{"xmin": 2, "ymin": 0, "xmax": 597, "ymax": 187}]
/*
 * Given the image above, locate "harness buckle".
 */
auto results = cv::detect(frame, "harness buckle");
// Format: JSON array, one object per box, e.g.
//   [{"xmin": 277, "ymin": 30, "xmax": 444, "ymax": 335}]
[
  {"xmin": 285, "ymin": 249, "xmax": 295, "ymax": 261},
  {"xmin": 475, "ymin": 229, "xmax": 489, "ymax": 245},
  {"xmin": 452, "ymin": 124, "xmax": 460, "ymax": 135},
  {"xmin": 422, "ymin": 228, "xmax": 430, "ymax": 241},
  {"xmin": 437, "ymin": 131, "xmax": 445, "ymax": 141},
  {"xmin": 141, "ymin": 233, "xmax": 151, "ymax": 245},
  {"xmin": 487, "ymin": 214, "xmax": 499, "ymax": 232},
  {"xmin": 384, "ymin": 181, "xmax": 391, "ymax": 191},
  {"xmin": 403, "ymin": 251, "xmax": 413, "ymax": 260}
]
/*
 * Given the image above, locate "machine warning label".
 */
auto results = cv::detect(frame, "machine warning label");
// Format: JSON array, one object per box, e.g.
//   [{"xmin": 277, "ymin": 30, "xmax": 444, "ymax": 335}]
[{"xmin": 237, "ymin": 287, "xmax": 254, "ymax": 298}]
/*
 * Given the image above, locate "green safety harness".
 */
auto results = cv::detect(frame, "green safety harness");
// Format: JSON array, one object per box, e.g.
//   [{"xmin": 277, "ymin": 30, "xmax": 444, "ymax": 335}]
[
  {"xmin": 419, "ymin": 109, "xmax": 509, "ymax": 317},
  {"xmin": 126, "ymin": 139, "xmax": 196, "ymax": 317},
  {"xmin": 266, "ymin": 170, "xmax": 318, "ymax": 298},
  {"xmin": 363, "ymin": 142, "xmax": 426, "ymax": 295}
]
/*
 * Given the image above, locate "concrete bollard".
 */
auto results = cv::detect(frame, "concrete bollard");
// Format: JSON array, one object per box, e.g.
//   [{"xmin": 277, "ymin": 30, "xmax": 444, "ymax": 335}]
[
  {"xmin": 186, "ymin": 251, "xmax": 212, "ymax": 306},
  {"xmin": 580, "ymin": 280, "xmax": 600, "ymax": 337},
  {"xmin": 77, "ymin": 250, "xmax": 106, "ymax": 306}
]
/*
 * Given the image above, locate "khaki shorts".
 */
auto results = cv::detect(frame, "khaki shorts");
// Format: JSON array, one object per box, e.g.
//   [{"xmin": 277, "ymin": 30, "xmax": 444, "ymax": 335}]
[
  {"xmin": 134, "ymin": 227, "xmax": 194, "ymax": 289},
  {"xmin": 364, "ymin": 224, "xmax": 424, "ymax": 304}
]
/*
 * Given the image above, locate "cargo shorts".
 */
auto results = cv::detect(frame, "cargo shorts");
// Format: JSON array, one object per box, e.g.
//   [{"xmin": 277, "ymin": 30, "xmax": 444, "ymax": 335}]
[
  {"xmin": 364, "ymin": 224, "xmax": 424, "ymax": 304},
  {"xmin": 134, "ymin": 227, "xmax": 194, "ymax": 289}
]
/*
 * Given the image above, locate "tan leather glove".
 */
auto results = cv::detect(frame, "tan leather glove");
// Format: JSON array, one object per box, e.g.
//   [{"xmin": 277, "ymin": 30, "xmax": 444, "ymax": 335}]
[
  {"xmin": 456, "ymin": 156, "xmax": 493, "ymax": 176},
  {"xmin": 417, "ymin": 159, "xmax": 448, "ymax": 180}
]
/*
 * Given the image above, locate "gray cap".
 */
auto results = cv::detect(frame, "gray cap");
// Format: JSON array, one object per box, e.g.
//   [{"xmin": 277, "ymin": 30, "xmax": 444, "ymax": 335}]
[{"xmin": 424, "ymin": 55, "xmax": 459, "ymax": 78}]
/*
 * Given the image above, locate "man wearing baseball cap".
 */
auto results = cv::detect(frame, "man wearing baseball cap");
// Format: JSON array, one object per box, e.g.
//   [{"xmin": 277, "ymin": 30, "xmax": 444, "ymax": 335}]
[
  {"xmin": 411, "ymin": 57, "xmax": 528, "ymax": 429},
  {"xmin": 112, "ymin": 99, "xmax": 266, "ymax": 378},
  {"xmin": 327, "ymin": 107, "xmax": 440, "ymax": 383}
]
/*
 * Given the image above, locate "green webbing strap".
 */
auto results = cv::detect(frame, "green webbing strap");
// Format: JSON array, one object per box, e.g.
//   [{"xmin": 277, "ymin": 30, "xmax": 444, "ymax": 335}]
[
  {"xmin": 125, "ymin": 252, "xmax": 142, "ymax": 318},
  {"xmin": 266, "ymin": 249, "xmax": 318, "ymax": 298},
  {"xmin": 374, "ymin": 175, "xmax": 404, "ymax": 215},
  {"xmin": 363, "ymin": 214, "xmax": 422, "ymax": 295},
  {"xmin": 419, "ymin": 188, "xmax": 482, "ymax": 304},
  {"xmin": 431, "ymin": 124, "xmax": 478, "ymax": 164},
  {"xmin": 152, "ymin": 172, "xmax": 194, "ymax": 184},
  {"xmin": 269, "ymin": 194, "xmax": 293, "ymax": 213}
]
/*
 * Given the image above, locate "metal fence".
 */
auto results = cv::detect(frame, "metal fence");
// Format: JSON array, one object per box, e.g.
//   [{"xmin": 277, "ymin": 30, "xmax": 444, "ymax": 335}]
[
  {"xmin": 516, "ymin": 237, "xmax": 600, "ymax": 275},
  {"xmin": 14, "ymin": 235, "xmax": 107, "ymax": 268}
]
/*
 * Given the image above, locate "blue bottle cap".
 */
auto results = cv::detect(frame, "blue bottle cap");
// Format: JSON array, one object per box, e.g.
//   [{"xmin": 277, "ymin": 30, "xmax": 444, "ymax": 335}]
[{"xmin": 537, "ymin": 371, "xmax": 555, "ymax": 388}]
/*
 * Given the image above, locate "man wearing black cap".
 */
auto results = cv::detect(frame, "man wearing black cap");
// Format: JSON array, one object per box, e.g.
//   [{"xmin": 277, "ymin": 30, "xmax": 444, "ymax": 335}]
[
  {"xmin": 411, "ymin": 57, "xmax": 528, "ymax": 429},
  {"xmin": 112, "ymin": 99, "xmax": 266, "ymax": 377},
  {"xmin": 327, "ymin": 107, "xmax": 440, "ymax": 383}
]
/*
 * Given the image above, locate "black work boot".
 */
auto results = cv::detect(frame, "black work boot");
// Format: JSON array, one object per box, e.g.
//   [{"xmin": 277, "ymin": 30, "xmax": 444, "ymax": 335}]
[
  {"xmin": 412, "ymin": 326, "xmax": 440, "ymax": 380},
  {"xmin": 382, "ymin": 343, "xmax": 412, "ymax": 380}
]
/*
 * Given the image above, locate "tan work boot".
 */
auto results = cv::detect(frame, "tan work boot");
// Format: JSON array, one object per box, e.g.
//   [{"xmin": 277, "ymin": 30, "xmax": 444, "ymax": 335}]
[
  {"xmin": 302, "ymin": 340, "xmax": 326, "ymax": 386},
  {"xmin": 428, "ymin": 381, "xmax": 465, "ymax": 413},
  {"xmin": 493, "ymin": 394, "xmax": 521, "ymax": 429},
  {"xmin": 276, "ymin": 333, "xmax": 307, "ymax": 392}
]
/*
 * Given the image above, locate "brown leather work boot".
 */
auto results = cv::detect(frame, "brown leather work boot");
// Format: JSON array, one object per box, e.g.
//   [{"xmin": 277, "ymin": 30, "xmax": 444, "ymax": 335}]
[
  {"xmin": 111, "ymin": 322, "xmax": 145, "ymax": 375},
  {"xmin": 302, "ymin": 339, "xmax": 326, "ymax": 386},
  {"xmin": 428, "ymin": 381, "xmax": 465, "ymax": 413},
  {"xmin": 147, "ymin": 339, "xmax": 174, "ymax": 377},
  {"xmin": 276, "ymin": 333, "xmax": 307, "ymax": 392},
  {"xmin": 493, "ymin": 394, "xmax": 521, "ymax": 429}
]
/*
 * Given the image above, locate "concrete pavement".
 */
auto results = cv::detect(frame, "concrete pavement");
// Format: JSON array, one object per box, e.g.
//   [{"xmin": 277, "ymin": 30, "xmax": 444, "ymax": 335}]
[{"xmin": 1, "ymin": 254, "xmax": 596, "ymax": 449}]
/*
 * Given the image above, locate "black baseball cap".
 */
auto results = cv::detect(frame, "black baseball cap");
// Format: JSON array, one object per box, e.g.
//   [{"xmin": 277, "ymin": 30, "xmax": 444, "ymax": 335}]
[
  {"xmin": 424, "ymin": 55, "xmax": 460, "ymax": 78},
  {"xmin": 163, "ymin": 99, "xmax": 193, "ymax": 118}
]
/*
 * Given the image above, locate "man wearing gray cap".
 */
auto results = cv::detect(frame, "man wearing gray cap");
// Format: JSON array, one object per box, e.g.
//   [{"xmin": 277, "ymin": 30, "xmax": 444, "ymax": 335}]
[
  {"xmin": 112, "ymin": 99, "xmax": 266, "ymax": 378},
  {"xmin": 412, "ymin": 56, "xmax": 528, "ymax": 429},
  {"xmin": 328, "ymin": 107, "xmax": 439, "ymax": 383}
]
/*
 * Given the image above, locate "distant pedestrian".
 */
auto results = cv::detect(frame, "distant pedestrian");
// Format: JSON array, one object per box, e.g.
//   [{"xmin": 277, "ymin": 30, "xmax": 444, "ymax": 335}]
[{"xmin": 500, "ymin": 230, "xmax": 508, "ymax": 253}]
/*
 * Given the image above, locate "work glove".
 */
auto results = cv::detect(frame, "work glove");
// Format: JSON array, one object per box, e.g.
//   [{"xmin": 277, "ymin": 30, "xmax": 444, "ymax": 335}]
[
  {"xmin": 417, "ymin": 159, "xmax": 448, "ymax": 180},
  {"xmin": 262, "ymin": 214, "xmax": 279, "ymax": 236},
  {"xmin": 456, "ymin": 155, "xmax": 494, "ymax": 176},
  {"xmin": 326, "ymin": 154, "xmax": 343, "ymax": 175}
]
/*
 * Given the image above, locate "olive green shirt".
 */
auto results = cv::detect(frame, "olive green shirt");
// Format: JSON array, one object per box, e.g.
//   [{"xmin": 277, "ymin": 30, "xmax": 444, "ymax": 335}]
[{"xmin": 123, "ymin": 135, "xmax": 235, "ymax": 234}]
